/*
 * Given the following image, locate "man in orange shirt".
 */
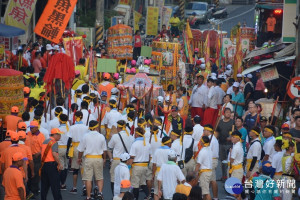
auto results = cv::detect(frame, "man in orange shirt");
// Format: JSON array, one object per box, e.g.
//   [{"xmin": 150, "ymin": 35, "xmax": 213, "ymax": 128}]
[
  {"xmin": 98, "ymin": 73, "xmax": 115, "ymax": 100},
  {"xmin": 266, "ymin": 13, "xmax": 276, "ymax": 40},
  {"xmin": 0, "ymin": 131, "xmax": 27, "ymax": 181},
  {"xmin": 17, "ymin": 122, "xmax": 32, "ymax": 148},
  {"xmin": 24, "ymin": 87, "xmax": 30, "ymax": 109},
  {"xmin": 4, "ymin": 106, "xmax": 22, "ymax": 132},
  {"xmin": 18, "ymin": 131, "xmax": 34, "ymax": 181},
  {"xmin": 2, "ymin": 152, "xmax": 27, "ymax": 200},
  {"xmin": 41, "ymin": 128, "xmax": 62, "ymax": 200},
  {"xmin": 27, "ymin": 121, "xmax": 45, "ymax": 198}
]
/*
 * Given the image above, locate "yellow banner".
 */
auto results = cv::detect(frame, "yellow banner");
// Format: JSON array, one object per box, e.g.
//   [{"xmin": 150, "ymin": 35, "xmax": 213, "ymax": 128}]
[
  {"xmin": 146, "ymin": 7, "xmax": 159, "ymax": 36},
  {"xmin": 4, "ymin": 0, "xmax": 37, "ymax": 30},
  {"xmin": 134, "ymin": 11, "xmax": 142, "ymax": 32}
]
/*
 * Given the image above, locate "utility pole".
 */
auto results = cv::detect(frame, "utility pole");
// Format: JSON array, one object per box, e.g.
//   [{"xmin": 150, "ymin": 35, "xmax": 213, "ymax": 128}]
[
  {"xmin": 95, "ymin": 0, "xmax": 105, "ymax": 48},
  {"xmin": 296, "ymin": 0, "xmax": 300, "ymax": 76}
]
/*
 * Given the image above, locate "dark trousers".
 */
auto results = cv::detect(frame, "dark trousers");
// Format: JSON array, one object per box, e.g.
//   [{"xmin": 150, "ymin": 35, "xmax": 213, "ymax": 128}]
[
  {"xmin": 133, "ymin": 47, "xmax": 141, "ymax": 60},
  {"xmin": 41, "ymin": 162, "xmax": 62, "ymax": 200},
  {"xmin": 28, "ymin": 155, "xmax": 41, "ymax": 195},
  {"xmin": 171, "ymin": 26, "xmax": 179, "ymax": 37},
  {"xmin": 60, "ymin": 169, "xmax": 68, "ymax": 185}
]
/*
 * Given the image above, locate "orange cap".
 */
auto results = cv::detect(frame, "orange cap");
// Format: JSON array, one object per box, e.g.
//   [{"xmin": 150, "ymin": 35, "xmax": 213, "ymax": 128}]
[
  {"xmin": 281, "ymin": 123, "xmax": 289, "ymax": 130},
  {"xmin": 6, "ymin": 130, "xmax": 13, "ymax": 137},
  {"xmin": 18, "ymin": 122, "xmax": 27, "ymax": 129},
  {"xmin": 51, "ymin": 128, "xmax": 63, "ymax": 135},
  {"xmin": 10, "ymin": 131, "xmax": 19, "ymax": 141},
  {"xmin": 103, "ymin": 72, "xmax": 111, "ymax": 80},
  {"xmin": 18, "ymin": 131, "xmax": 26, "ymax": 139},
  {"xmin": 29, "ymin": 121, "xmax": 39, "ymax": 128},
  {"xmin": 11, "ymin": 106, "xmax": 19, "ymax": 113},
  {"xmin": 12, "ymin": 152, "xmax": 28, "ymax": 162},
  {"xmin": 120, "ymin": 180, "xmax": 131, "ymax": 188},
  {"xmin": 23, "ymin": 87, "xmax": 30, "ymax": 94}
]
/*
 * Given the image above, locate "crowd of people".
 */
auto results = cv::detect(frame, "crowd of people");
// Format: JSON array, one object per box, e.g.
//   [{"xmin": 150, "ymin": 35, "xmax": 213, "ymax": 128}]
[{"xmin": 0, "ymin": 34, "xmax": 299, "ymax": 200}]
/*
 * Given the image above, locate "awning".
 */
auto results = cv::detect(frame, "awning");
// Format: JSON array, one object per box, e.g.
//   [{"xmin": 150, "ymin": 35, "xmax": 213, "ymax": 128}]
[
  {"xmin": 274, "ymin": 43, "xmax": 295, "ymax": 59},
  {"xmin": 255, "ymin": 3, "xmax": 283, "ymax": 10},
  {"xmin": 259, "ymin": 55, "xmax": 296, "ymax": 65},
  {"xmin": 241, "ymin": 65, "xmax": 270, "ymax": 75},
  {"xmin": 0, "ymin": 24, "xmax": 25, "ymax": 37},
  {"xmin": 244, "ymin": 43, "xmax": 286, "ymax": 60}
]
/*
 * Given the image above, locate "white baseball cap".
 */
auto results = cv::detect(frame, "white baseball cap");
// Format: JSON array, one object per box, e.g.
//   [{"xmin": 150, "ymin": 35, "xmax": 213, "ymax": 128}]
[
  {"xmin": 168, "ymin": 149, "xmax": 177, "ymax": 158},
  {"xmin": 199, "ymin": 58, "xmax": 205, "ymax": 63},
  {"xmin": 157, "ymin": 96, "xmax": 164, "ymax": 103},
  {"xmin": 233, "ymin": 82, "xmax": 240, "ymax": 88},
  {"xmin": 46, "ymin": 44, "xmax": 53, "ymax": 51},
  {"xmin": 54, "ymin": 45, "xmax": 59, "ymax": 51},
  {"xmin": 226, "ymin": 64, "xmax": 232, "ymax": 70},
  {"xmin": 130, "ymin": 97, "xmax": 137, "ymax": 103},
  {"xmin": 237, "ymin": 73, "xmax": 243, "ymax": 78},
  {"xmin": 111, "ymin": 87, "xmax": 119, "ymax": 95},
  {"xmin": 246, "ymin": 74, "xmax": 253, "ymax": 79},
  {"xmin": 120, "ymin": 153, "xmax": 130, "ymax": 162},
  {"xmin": 200, "ymin": 64, "xmax": 206, "ymax": 69}
]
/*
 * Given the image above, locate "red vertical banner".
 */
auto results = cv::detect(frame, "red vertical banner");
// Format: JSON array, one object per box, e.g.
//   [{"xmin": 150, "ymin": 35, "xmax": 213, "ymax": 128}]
[
  {"xmin": 34, "ymin": 0, "xmax": 77, "ymax": 43},
  {"xmin": 63, "ymin": 37, "xmax": 83, "ymax": 65}
]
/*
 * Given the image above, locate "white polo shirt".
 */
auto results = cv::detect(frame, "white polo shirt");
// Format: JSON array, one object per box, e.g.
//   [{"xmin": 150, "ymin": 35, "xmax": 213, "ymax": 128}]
[
  {"xmin": 108, "ymin": 130, "xmax": 134, "ymax": 158},
  {"xmin": 192, "ymin": 124, "xmax": 204, "ymax": 142},
  {"xmin": 103, "ymin": 109, "xmax": 123, "ymax": 129},
  {"xmin": 77, "ymin": 130, "xmax": 107, "ymax": 156},
  {"xmin": 67, "ymin": 122, "xmax": 89, "ymax": 143},
  {"xmin": 49, "ymin": 117, "xmax": 60, "ymax": 132},
  {"xmin": 197, "ymin": 146, "xmax": 212, "ymax": 170},
  {"xmin": 149, "ymin": 135, "xmax": 162, "ymax": 156},
  {"xmin": 171, "ymin": 138, "xmax": 182, "ymax": 161},
  {"xmin": 58, "ymin": 123, "xmax": 71, "ymax": 146},
  {"xmin": 114, "ymin": 162, "xmax": 130, "ymax": 196},
  {"xmin": 247, "ymin": 138, "xmax": 262, "ymax": 160},
  {"xmin": 263, "ymin": 136, "xmax": 276, "ymax": 163},
  {"xmin": 51, "ymin": 106, "xmax": 68, "ymax": 118},
  {"xmin": 272, "ymin": 151, "xmax": 284, "ymax": 172},
  {"xmin": 209, "ymin": 134, "xmax": 219, "ymax": 159},
  {"xmin": 207, "ymin": 86, "xmax": 219, "ymax": 109},
  {"xmin": 151, "ymin": 146, "xmax": 170, "ymax": 167},
  {"xmin": 40, "ymin": 126, "xmax": 50, "ymax": 140},
  {"xmin": 129, "ymin": 138, "xmax": 151, "ymax": 163},
  {"xmin": 157, "ymin": 162, "xmax": 185, "ymax": 199},
  {"xmin": 81, "ymin": 109, "xmax": 96, "ymax": 126},
  {"xmin": 180, "ymin": 135, "xmax": 198, "ymax": 160},
  {"xmin": 231, "ymin": 141, "xmax": 243, "ymax": 165}
]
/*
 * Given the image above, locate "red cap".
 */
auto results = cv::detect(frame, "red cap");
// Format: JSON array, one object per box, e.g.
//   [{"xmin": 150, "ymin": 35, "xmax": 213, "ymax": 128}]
[
  {"xmin": 196, "ymin": 60, "xmax": 201, "ymax": 65},
  {"xmin": 281, "ymin": 123, "xmax": 289, "ymax": 130}
]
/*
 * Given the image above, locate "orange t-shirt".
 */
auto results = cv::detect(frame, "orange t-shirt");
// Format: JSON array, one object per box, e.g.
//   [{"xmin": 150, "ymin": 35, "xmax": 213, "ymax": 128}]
[
  {"xmin": 27, "ymin": 131, "xmax": 45, "ymax": 155},
  {"xmin": 41, "ymin": 137, "xmax": 58, "ymax": 162},
  {"xmin": 19, "ymin": 144, "xmax": 33, "ymax": 164},
  {"xmin": 1, "ymin": 145, "xmax": 27, "ymax": 177},
  {"xmin": 2, "ymin": 166, "xmax": 26, "ymax": 200},
  {"xmin": 4, "ymin": 115, "xmax": 22, "ymax": 132},
  {"xmin": 98, "ymin": 81, "xmax": 115, "ymax": 100},
  {"xmin": 24, "ymin": 135, "xmax": 32, "ymax": 148},
  {"xmin": 0, "ymin": 140, "xmax": 12, "ymax": 175},
  {"xmin": 266, "ymin": 17, "xmax": 276, "ymax": 32}
]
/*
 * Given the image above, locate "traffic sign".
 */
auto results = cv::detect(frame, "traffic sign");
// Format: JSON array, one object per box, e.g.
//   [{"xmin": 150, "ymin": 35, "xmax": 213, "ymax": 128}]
[{"xmin": 287, "ymin": 77, "xmax": 300, "ymax": 99}]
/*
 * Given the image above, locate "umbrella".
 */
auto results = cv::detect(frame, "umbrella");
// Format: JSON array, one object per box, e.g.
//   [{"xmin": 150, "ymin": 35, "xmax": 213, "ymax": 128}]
[{"xmin": 0, "ymin": 24, "xmax": 25, "ymax": 37}]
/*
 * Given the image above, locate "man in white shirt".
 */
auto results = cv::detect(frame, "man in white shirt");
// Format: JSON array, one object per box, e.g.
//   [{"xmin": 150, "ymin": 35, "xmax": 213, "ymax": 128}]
[
  {"xmin": 51, "ymin": 97, "xmax": 68, "ymax": 117},
  {"xmin": 215, "ymin": 79, "xmax": 226, "ymax": 108},
  {"xmin": 152, "ymin": 136, "xmax": 172, "ymax": 200},
  {"xmin": 66, "ymin": 111, "xmax": 89, "ymax": 194},
  {"xmin": 157, "ymin": 149, "xmax": 185, "ymax": 200},
  {"xmin": 170, "ymin": 129, "xmax": 183, "ymax": 163},
  {"xmin": 77, "ymin": 120, "xmax": 107, "ymax": 200},
  {"xmin": 272, "ymin": 140, "xmax": 284, "ymax": 181},
  {"xmin": 189, "ymin": 74, "xmax": 208, "ymax": 121},
  {"xmin": 203, "ymin": 124, "xmax": 219, "ymax": 200},
  {"xmin": 222, "ymin": 94, "xmax": 234, "ymax": 119},
  {"xmin": 57, "ymin": 114, "xmax": 70, "ymax": 190},
  {"xmin": 103, "ymin": 99, "xmax": 123, "ymax": 139},
  {"xmin": 80, "ymin": 101, "xmax": 96, "ymax": 126},
  {"xmin": 203, "ymin": 78, "xmax": 219, "ymax": 127},
  {"xmin": 192, "ymin": 115, "xmax": 203, "ymax": 142},
  {"xmin": 113, "ymin": 153, "xmax": 131, "ymax": 197},
  {"xmin": 246, "ymin": 127, "xmax": 262, "ymax": 180},
  {"xmin": 262, "ymin": 125, "xmax": 276, "ymax": 163},
  {"xmin": 108, "ymin": 120, "xmax": 134, "ymax": 195},
  {"xmin": 129, "ymin": 127, "xmax": 151, "ymax": 199},
  {"xmin": 194, "ymin": 136, "xmax": 212, "ymax": 200},
  {"xmin": 229, "ymin": 131, "xmax": 244, "ymax": 182},
  {"xmin": 49, "ymin": 107, "xmax": 62, "ymax": 132}
]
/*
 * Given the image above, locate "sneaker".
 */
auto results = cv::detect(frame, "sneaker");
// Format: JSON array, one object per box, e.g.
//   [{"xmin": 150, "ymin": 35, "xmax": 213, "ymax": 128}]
[
  {"xmin": 96, "ymin": 193, "xmax": 103, "ymax": 200},
  {"xmin": 60, "ymin": 185, "xmax": 67, "ymax": 190},
  {"xmin": 70, "ymin": 188, "xmax": 77, "ymax": 194},
  {"xmin": 82, "ymin": 187, "xmax": 87, "ymax": 196},
  {"xmin": 93, "ymin": 187, "xmax": 98, "ymax": 197}
]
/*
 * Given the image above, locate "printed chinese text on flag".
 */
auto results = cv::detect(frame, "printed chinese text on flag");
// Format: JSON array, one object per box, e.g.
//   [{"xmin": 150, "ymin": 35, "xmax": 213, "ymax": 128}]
[
  {"xmin": 34, "ymin": 0, "xmax": 77, "ymax": 43},
  {"xmin": 4, "ymin": 0, "xmax": 37, "ymax": 31}
]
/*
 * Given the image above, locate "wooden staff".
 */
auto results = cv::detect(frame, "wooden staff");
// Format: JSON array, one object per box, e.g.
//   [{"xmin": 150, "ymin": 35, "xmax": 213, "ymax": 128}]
[
  {"xmin": 86, "ymin": 109, "xmax": 90, "ymax": 126},
  {"xmin": 44, "ymin": 93, "xmax": 50, "ymax": 123},
  {"xmin": 270, "ymin": 96, "xmax": 279, "ymax": 125},
  {"xmin": 146, "ymin": 82, "xmax": 153, "ymax": 114},
  {"xmin": 254, "ymin": 105, "xmax": 263, "ymax": 127}
]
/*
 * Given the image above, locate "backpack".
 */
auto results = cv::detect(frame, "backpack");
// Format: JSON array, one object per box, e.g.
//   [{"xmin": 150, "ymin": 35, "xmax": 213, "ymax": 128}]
[
  {"xmin": 184, "ymin": 139, "xmax": 195, "ymax": 163},
  {"xmin": 251, "ymin": 140, "xmax": 265, "ymax": 160}
]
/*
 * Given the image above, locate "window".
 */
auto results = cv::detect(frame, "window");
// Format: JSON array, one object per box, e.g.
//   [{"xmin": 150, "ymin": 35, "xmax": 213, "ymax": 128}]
[{"xmin": 186, "ymin": 3, "xmax": 206, "ymax": 11}]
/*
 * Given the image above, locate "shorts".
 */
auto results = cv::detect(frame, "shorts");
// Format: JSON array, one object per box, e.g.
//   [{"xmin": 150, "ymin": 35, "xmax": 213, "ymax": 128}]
[
  {"xmin": 153, "ymin": 175, "xmax": 159, "ymax": 195},
  {"xmin": 110, "ymin": 159, "xmax": 120, "ymax": 182},
  {"xmin": 211, "ymin": 158, "xmax": 218, "ymax": 181},
  {"xmin": 182, "ymin": 159, "xmax": 196, "ymax": 177},
  {"xmin": 199, "ymin": 171, "xmax": 212, "ymax": 195},
  {"xmin": 231, "ymin": 168, "xmax": 243, "ymax": 182},
  {"xmin": 131, "ymin": 165, "xmax": 147, "ymax": 188},
  {"xmin": 71, "ymin": 147, "xmax": 80, "ymax": 169},
  {"xmin": 146, "ymin": 162, "xmax": 153, "ymax": 181},
  {"xmin": 82, "ymin": 158, "xmax": 104, "ymax": 181},
  {"xmin": 58, "ymin": 148, "xmax": 68, "ymax": 169}
]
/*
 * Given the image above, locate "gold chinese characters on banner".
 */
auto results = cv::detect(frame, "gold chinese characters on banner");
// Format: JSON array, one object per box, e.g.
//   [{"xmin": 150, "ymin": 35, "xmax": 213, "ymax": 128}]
[
  {"xmin": 146, "ymin": 7, "xmax": 159, "ymax": 36},
  {"xmin": 34, "ymin": 0, "xmax": 77, "ymax": 43},
  {"xmin": 4, "ymin": 0, "xmax": 37, "ymax": 30}
]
